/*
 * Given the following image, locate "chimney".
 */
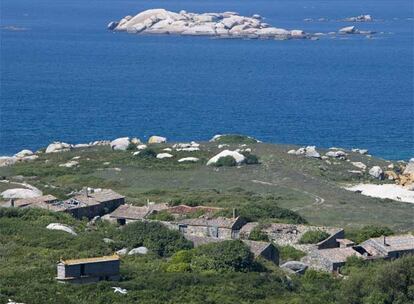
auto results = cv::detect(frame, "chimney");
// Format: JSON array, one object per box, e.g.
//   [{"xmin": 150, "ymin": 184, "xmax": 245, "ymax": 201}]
[
  {"xmin": 383, "ymin": 235, "xmax": 387, "ymax": 246},
  {"xmin": 84, "ymin": 187, "xmax": 89, "ymax": 197},
  {"xmin": 232, "ymin": 208, "xmax": 237, "ymax": 219},
  {"xmin": 10, "ymin": 198, "xmax": 15, "ymax": 207}
]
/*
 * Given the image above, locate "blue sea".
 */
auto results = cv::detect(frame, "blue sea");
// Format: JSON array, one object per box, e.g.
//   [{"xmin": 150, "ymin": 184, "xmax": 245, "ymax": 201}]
[{"xmin": 1, "ymin": 0, "xmax": 413, "ymax": 160}]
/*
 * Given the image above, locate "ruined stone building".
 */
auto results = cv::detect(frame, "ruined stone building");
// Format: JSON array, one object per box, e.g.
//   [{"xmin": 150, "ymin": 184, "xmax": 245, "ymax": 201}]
[{"xmin": 178, "ymin": 216, "xmax": 247, "ymax": 239}]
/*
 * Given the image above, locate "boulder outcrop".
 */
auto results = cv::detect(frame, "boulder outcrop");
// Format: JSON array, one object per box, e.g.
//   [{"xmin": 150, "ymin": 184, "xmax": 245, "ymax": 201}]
[
  {"xmin": 110, "ymin": 137, "xmax": 130, "ymax": 151},
  {"xmin": 1, "ymin": 188, "xmax": 42, "ymax": 199},
  {"xmin": 109, "ymin": 9, "xmax": 309, "ymax": 40},
  {"xmin": 369, "ymin": 166, "xmax": 383, "ymax": 179},
  {"xmin": 45, "ymin": 142, "xmax": 71, "ymax": 153},
  {"xmin": 46, "ymin": 223, "xmax": 77, "ymax": 236},
  {"xmin": 148, "ymin": 135, "xmax": 167, "ymax": 144},
  {"xmin": 207, "ymin": 150, "xmax": 245, "ymax": 165}
]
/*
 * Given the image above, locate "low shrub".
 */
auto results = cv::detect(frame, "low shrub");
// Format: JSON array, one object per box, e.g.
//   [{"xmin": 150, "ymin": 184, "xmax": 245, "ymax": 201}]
[
  {"xmin": 214, "ymin": 156, "xmax": 237, "ymax": 167},
  {"xmin": 137, "ymin": 148, "xmax": 157, "ymax": 158},
  {"xmin": 345, "ymin": 225, "xmax": 394, "ymax": 244},
  {"xmin": 248, "ymin": 224, "xmax": 269, "ymax": 242},
  {"xmin": 299, "ymin": 230, "xmax": 330, "ymax": 244}
]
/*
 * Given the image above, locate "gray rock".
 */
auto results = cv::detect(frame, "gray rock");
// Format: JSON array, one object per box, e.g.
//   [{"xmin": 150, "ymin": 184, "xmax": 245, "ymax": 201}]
[
  {"xmin": 15, "ymin": 149, "xmax": 33, "ymax": 158},
  {"xmin": 107, "ymin": 21, "xmax": 119, "ymax": 30},
  {"xmin": 0, "ymin": 156, "xmax": 17, "ymax": 167},
  {"xmin": 403, "ymin": 159, "xmax": 414, "ymax": 175},
  {"xmin": 110, "ymin": 137, "xmax": 130, "ymax": 151},
  {"xmin": 46, "ymin": 223, "xmax": 77, "ymax": 236},
  {"xmin": 128, "ymin": 246, "xmax": 149, "ymax": 255},
  {"xmin": 339, "ymin": 26, "xmax": 356, "ymax": 34},
  {"xmin": 116, "ymin": 248, "xmax": 129, "ymax": 256},
  {"xmin": 45, "ymin": 142, "xmax": 72, "ymax": 153},
  {"xmin": 1, "ymin": 188, "xmax": 42, "ymax": 199},
  {"xmin": 280, "ymin": 261, "xmax": 308, "ymax": 274},
  {"xmin": 369, "ymin": 166, "xmax": 384, "ymax": 179},
  {"xmin": 305, "ymin": 146, "xmax": 321, "ymax": 159}
]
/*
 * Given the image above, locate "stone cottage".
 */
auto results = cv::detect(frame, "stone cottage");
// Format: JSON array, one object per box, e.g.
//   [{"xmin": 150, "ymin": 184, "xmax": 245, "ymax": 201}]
[
  {"xmin": 109, "ymin": 203, "xmax": 169, "ymax": 225},
  {"xmin": 178, "ymin": 216, "xmax": 246, "ymax": 239},
  {"xmin": 359, "ymin": 234, "xmax": 414, "ymax": 259},
  {"xmin": 56, "ymin": 255, "xmax": 120, "ymax": 284}
]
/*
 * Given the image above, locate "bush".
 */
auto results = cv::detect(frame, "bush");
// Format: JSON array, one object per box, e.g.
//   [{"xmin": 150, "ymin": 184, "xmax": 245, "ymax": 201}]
[
  {"xmin": 119, "ymin": 221, "xmax": 192, "ymax": 257},
  {"xmin": 147, "ymin": 210, "xmax": 175, "ymax": 221},
  {"xmin": 126, "ymin": 142, "xmax": 137, "ymax": 151},
  {"xmin": 345, "ymin": 225, "xmax": 394, "ymax": 244},
  {"xmin": 167, "ymin": 240, "xmax": 255, "ymax": 273},
  {"xmin": 214, "ymin": 156, "xmax": 237, "ymax": 167},
  {"xmin": 248, "ymin": 224, "xmax": 269, "ymax": 242},
  {"xmin": 278, "ymin": 245, "xmax": 306, "ymax": 262},
  {"xmin": 299, "ymin": 230, "xmax": 330, "ymax": 244},
  {"xmin": 137, "ymin": 148, "xmax": 157, "ymax": 158},
  {"xmin": 238, "ymin": 203, "xmax": 307, "ymax": 224},
  {"xmin": 242, "ymin": 152, "xmax": 260, "ymax": 165}
]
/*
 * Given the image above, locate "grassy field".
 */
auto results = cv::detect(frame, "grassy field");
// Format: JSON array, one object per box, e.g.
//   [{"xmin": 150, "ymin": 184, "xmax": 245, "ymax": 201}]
[{"xmin": 0, "ymin": 141, "xmax": 413, "ymax": 231}]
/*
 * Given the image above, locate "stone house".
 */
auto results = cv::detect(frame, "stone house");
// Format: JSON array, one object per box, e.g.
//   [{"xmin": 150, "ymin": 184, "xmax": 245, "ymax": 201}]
[
  {"xmin": 308, "ymin": 247, "xmax": 363, "ymax": 272},
  {"xmin": 359, "ymin": 234, "xmax": 414, "ymax": 259},
  {"xmin": 109, "ymin": 203, "xmax": 169, "ymax": 225},
  {"xmin": 40, "ymin": 189, "xmax": 125, "ymax": 219},
  {"xmin": 178, "ymin": 216, "xmax": 246, "ymax": 239},
  {"xmin": 239, "ymin": 222, "xmax": 344, "ymax": 249},
  {"xmin": 56, "ymin": 255, "xmax": 120, "ymax": 284}
]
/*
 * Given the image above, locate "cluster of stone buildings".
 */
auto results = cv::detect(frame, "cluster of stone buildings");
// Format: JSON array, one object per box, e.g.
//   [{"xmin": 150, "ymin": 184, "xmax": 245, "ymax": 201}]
[
  {"xmin": 2, "ymin": 188, "xmax": 412, "ymax": 282},
  {"xmin": 1, "ymin": 189, "xmax": 125, "ymax": 219}
]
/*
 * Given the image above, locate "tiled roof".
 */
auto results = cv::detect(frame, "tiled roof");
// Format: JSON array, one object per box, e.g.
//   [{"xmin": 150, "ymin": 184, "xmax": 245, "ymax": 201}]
[{"xmin": 60, "ymin": 255, "xmax": 119, "ymax": 265}]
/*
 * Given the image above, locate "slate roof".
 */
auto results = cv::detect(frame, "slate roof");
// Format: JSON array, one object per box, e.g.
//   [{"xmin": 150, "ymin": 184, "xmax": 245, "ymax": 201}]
[
  {"xmin": 110, "ymin": 204, "xmax": 150, "ymax": 220},
  {"xmin": 242, "ymin": 240, "xmax": 275, "ymax": 257},
  {"xmin": 317, "ymin": 247, "xmax": 362, "ymax": 263},
  {"xmin": 12, "ymin": 195, "xmax": 57, "ymax": 208},
  {"xmin": 361, "ymin": 234, "xmax": 414, "ymax": 254},
  {"xmin": 72, "ymin": 189, "xmax": 125, "ymax": 206},
  {"xmin": 167, "ymin": 205, "xmax": 222, "ymax": 215},
  {"xmin": 179, "ymin": 216, "xmax": 241, "ymax": 229}
]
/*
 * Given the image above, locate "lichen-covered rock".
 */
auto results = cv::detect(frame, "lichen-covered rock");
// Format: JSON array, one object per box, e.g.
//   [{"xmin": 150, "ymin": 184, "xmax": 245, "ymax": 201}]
[
  {"xmin": 352, "ymin": 162, "xmax": 367, "ymax": 170},
  {"xmin": 128, "ymin": 246, "xmax": 149, "ymax": 255},
  {"xmin": 46, "ymin": 223, "xmax": 77, "ymax": 236},
  {"xmin": 369, "ymin": 166, "xmax": 383, "ymax": 179},
  {"xmin": 110, "ymin": 137, "xmax": 131, "ymax": 151},
  {"xmin": 0, "ymin": 156, "xmax": 17, "ymax": 167},
  {"xmin": 156, "ymin": 153, "xmax": 173, "ymax": 159},
  {"xmin": 1, "ymin": 188, "xmax": 42, "ymax": 199},
  {"xmin": 280, "ymin": 261, "xmax": 308, "ymax": 274},
  {"xmin": 207, "ymin": 150, "xmax": 245, "ymax": 165},
  {"xmin": 148, "ymin": 135, "xmax": 167, "ymax": 144},
  {"xmin": 45, "ymin": 142, "xmax": 72, "ymax": 153},
  {"xmin": 14, "ymin": 149, "xmax": 33, "ymax": 158},
  {"xmin": 178, "ymin": 157, "xmax": 199, "ymax": 163}
]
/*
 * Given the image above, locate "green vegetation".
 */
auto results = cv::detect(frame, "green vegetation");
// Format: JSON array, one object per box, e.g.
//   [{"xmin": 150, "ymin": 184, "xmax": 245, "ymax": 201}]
[
  {"xmin": 136, "ymin": 148, "xmax": 157, "ymax": 158},
  {"xmin": 212, "ymin": 134, "xmax": 258, "ymax": 144},
  {"xmin": 248, "ymin": 224, "xmax": 270, "ymax": 241},
  {"xmin": 146, "ymin": 210, "xmax": 175, "ymax": 221},
  {"xmin": 167, "ymin": 241, "xmax": 255, "ymax": 273},
  {"xmin": 278, "ymin": 245, "xmax": 306, "ymax": 262},
  {"xmin": 299, "ymin": 230, "xmax": 330, "ymax": 244},
  {"xmin": 214, "ymin": 155, "xmax": 237, "ymax": 167},
  {"xmin": 118, "ymin": 221, "xmax": 192, "ymax": 257},
  {"xmin": 242, "ymin": 152, "xmax": 260, "ymax": 165},
  {"xmin": 345, "ymin": 225, "xmax": 394, "ymax": 244},
  {"xmin": 0, "ymin": 208, "xmax": 413, "ymax": 304}
]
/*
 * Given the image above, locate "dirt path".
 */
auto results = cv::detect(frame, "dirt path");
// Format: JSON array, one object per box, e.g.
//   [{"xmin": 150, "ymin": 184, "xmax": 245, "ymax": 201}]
[{"xmin": 251, "ymin": 179, "xmax": 325, "ymax": 211}]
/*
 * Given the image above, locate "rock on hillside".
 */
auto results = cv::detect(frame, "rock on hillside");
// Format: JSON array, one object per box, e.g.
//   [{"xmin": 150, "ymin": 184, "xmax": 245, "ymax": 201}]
[
  {"xmin": 1, "ymin": 188, "xmax": 42, "ymax": 199},
  {"xmin": 110, "ymin": 137, "xmax": 130, "ymax": 151},
  {"xmin": 207, "ymin": 150, "xmax": 245, "ymax": 165},
  {"xmin": 46, "ymin": 142, "xmax": 72, "ymax": 153},
  {"xmin": 148, "ymin": 135, "xmax": 167, "ymax": 144},
  {"xmin": 46, "ymin": 223, "xmax": 77, "ymax": 236},
  {"xmin": 109, "ymin": 9, "xmax": 309, "ymax": 40}
]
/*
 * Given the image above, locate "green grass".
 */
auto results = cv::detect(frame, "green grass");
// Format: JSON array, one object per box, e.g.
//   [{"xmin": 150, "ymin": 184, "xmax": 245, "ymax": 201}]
[{"xmin": 0, "ymin": 142, "xmax": 413, "ymax": 231}]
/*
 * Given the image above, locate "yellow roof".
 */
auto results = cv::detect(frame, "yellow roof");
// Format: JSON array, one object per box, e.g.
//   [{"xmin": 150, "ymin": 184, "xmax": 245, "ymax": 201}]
[{"xmin": 61, "ymin": 255, "xmax": 119, "ymax": 265}]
